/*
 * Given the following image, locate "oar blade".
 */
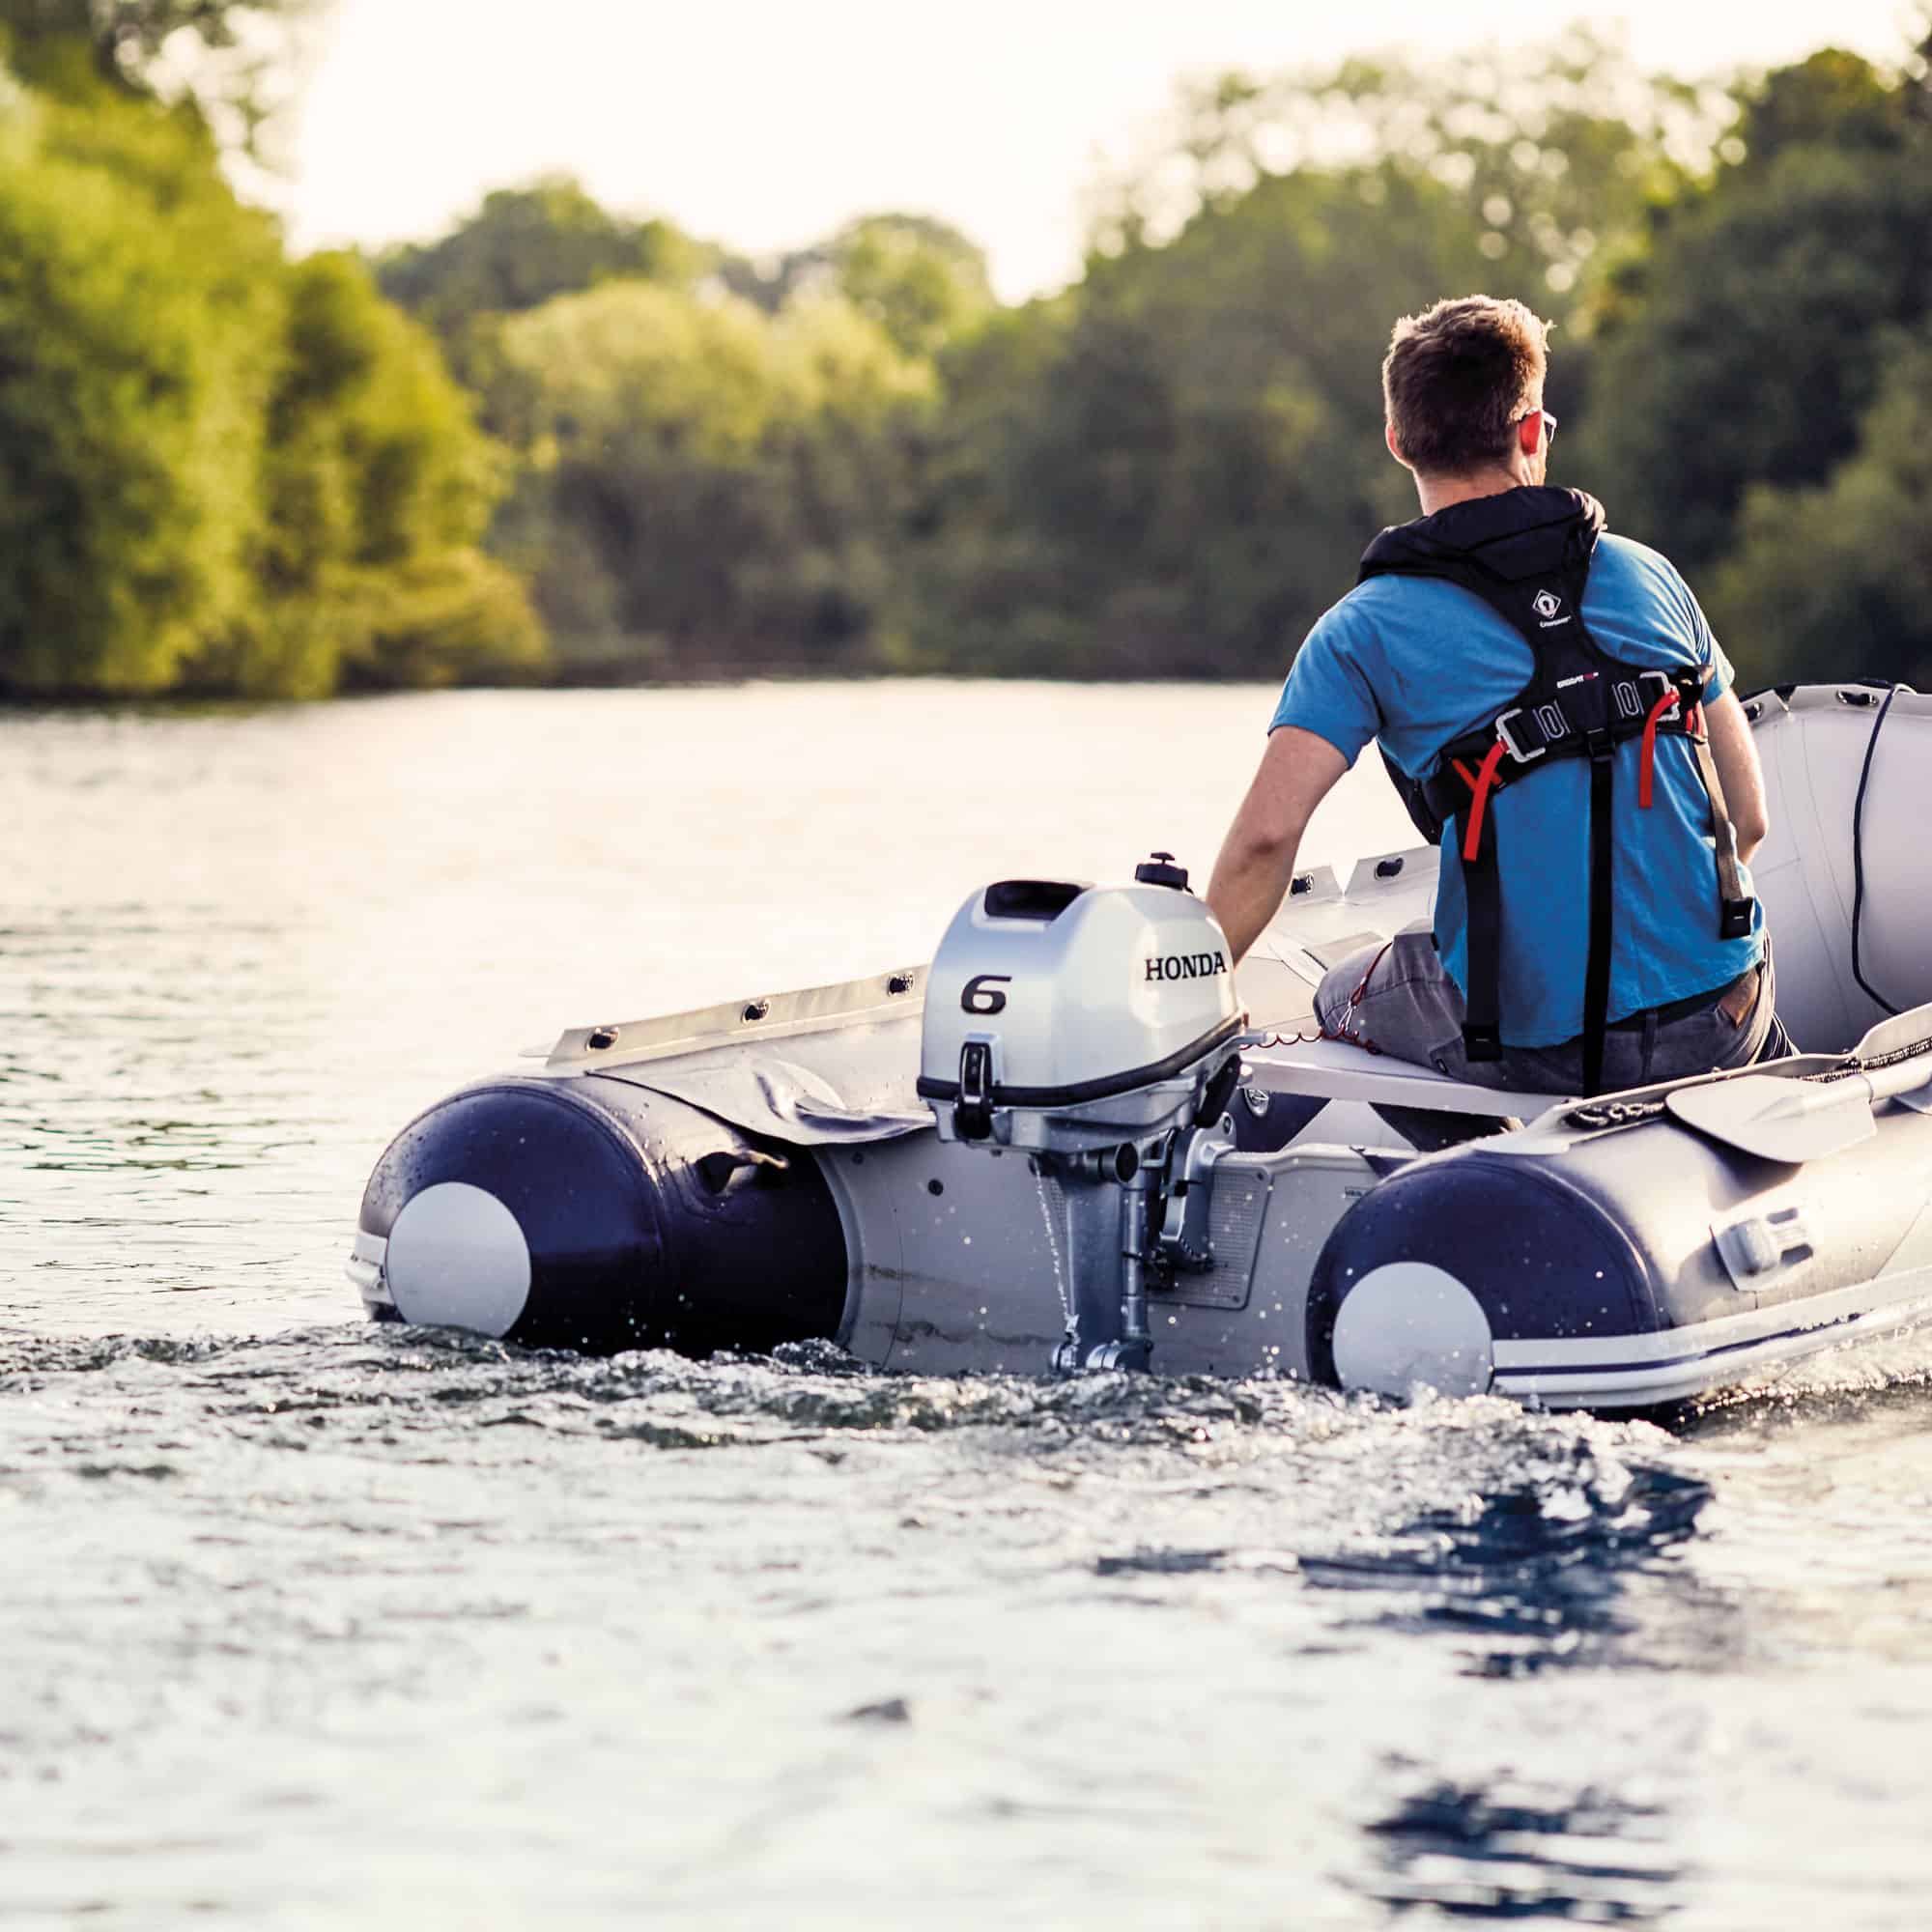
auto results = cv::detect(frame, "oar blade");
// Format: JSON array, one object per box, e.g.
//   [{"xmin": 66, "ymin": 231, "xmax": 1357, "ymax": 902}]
[{"xmin": 1666, "ymin": 1073, "xmax": 1879, "ymax": 1164}]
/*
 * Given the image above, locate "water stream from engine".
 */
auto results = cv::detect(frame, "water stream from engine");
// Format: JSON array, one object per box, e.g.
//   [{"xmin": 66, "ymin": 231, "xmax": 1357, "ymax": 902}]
[
  {"xmin": 1031, "ymin": 1164, "xmax": 1075, "ymax": 1350},
  {"xmin": 6, "ymin": 683, "xmax": 1932, "ymax": 1929}
]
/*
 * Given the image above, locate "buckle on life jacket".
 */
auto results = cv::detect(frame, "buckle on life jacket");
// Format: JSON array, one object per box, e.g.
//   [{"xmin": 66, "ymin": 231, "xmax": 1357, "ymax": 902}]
[
  {"xmin": 1493, "ymin": 707, "xmax": 1548, "ymax": 764},
  {"xmin": 1638, "ymin": 668, "xmax": 1682, "ymax": 720}
]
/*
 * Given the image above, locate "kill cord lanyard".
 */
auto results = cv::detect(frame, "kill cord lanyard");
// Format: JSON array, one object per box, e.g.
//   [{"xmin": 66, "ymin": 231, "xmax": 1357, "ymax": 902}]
[{"xmin": 1258, "ymin": 940, "xmax": 1395, "ymax": 1055}]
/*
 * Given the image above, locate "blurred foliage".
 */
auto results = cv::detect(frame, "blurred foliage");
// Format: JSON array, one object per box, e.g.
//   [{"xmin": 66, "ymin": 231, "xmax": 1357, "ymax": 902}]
[
  {"xmin": 1576, "ymin": 50, "xmax": 1932, "ymax": 582},
  {"xmin": 718, "ymin": 213, "xmax": 995, "ymax": 359},
  {"xmin": 1708, "ymin": 325, "xmax": 1932, "ymax": 690},
  {"xmin": 485, "ymin": 281, "xmax": 931, "ymax": 678},
  {"xmin": 373, "ymin": 177, "xmax": 712, "ymax": 395},
  {"xmin": 0, "ymin": 71, "xmax": 282, "ymax": 693},
  {"xmin": 186, "ymin": 249, "xmax": 541, "ymax": 697},
  {"xmin": 924, "ymin": 27, "xmax": 1930, "ymax": 686},
  {"xmin": 909, "ymin": 164, "xmax": 1492, "ymax": 677},
  {"xmin": 906, "ymin": 27, "xmax": 1732, "ymax": 679},
  {"xmin": 0, "ymin": 20, "xmax": 1927, "ymax": 699},
  {"xmin": 0, "ymin": 0, "xmax": 315, "ymax": 151},
  {"xmin": 0, "ymin": 48, "xmax": 533, "ymax": 697},
  {"xmin": 1085, "ymin": 25, "xmax": 1729, "ymax": 308},
  {"xmin": 376, "ymin": 178, "xmax": 708, "ymax": 332}
]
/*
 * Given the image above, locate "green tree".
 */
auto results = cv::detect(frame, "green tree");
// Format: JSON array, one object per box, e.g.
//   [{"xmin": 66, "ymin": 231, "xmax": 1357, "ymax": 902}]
[
  {"xmin": 375, "ymin": 177, "xmax": 708, "ymax": 393},
  {"xmin": 1706, "ymin": 325, "xmax": 1932, "ymax": 688},
  {"xmin": 0, "ymin": 52, "xmax": 537, "ymax": 699},
  {"xmin": 904, "ymin": 33, "xmax": 1738, "ymax": 678},
  {"xmin": 1577, "ymin": 51, "xmax": 1931, "ymax": 573},
  {"xmin": 490, "ymin": 280, "xmax": 929, "ymax": 675},
  {"xmin": 912, "ymin": 160, "xmax": 1508, "ymax": 677},
  {"xmin": 1087, "ymin": 29, "xmax": 1730, "ymax": 320},
  {"xmin": 828, "ymin": 214, "xmax": 994, "ymax": 359},
  {"xmin": 188, "ymin": 250, "xmax": 542, "ymax": 696},
  {"xmin": 721, "ymin": 213, "xmax": 994, "ymax": 359},
  {"xmin": 1721, "ymin": 45, "xmax": 1927, "ymax": 178},
  {"xmin": 0, "ymin": 71, "xmax": 284, "ymax": 694},
  {"xmin": 0, "ymin": 0, "xmax": 316, "ymax": 149},
  {"xmin": 376, "ymin": 176, "xmax": 708, "ymax": 327}
]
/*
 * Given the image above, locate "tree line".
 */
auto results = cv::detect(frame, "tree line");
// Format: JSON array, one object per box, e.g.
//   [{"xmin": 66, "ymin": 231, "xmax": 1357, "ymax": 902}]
[{"xmin": 0, "ymin": 3, "xmax": 1927, "ymax": 700}]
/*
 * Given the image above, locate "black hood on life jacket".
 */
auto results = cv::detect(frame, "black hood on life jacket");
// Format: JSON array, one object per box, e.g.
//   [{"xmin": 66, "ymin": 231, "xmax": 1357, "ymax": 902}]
[{"xmin": 1358, "ymin": 486, "xmax": 1605, "ymax": 587}]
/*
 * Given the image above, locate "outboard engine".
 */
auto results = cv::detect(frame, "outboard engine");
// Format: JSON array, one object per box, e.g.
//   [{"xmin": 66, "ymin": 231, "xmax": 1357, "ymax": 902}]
[{"xmin": 916, "ymin": 856, "xmax": 1247, "ymax": 1372}]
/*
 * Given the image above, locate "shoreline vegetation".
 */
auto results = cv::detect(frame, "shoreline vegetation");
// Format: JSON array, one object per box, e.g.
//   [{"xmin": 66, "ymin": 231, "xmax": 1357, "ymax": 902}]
[
  {"xmin": 0, "ymin": 6, "xmax": 1927, "ymax": 705},
  {"xmin": 0, "ymin": 663, "xmax": 1299, "ymax": 721}
]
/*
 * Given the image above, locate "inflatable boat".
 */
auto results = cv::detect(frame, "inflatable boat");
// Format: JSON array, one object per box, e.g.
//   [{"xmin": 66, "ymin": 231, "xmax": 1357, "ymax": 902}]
[{"xmin": 347, "ymin": 684, "xmax": 1932, "ymax": 1410}]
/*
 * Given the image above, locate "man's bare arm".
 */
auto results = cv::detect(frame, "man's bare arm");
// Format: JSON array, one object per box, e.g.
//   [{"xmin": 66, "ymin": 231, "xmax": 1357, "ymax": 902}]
[
  {"xmin": 1206, "ymin": 726, "xmax": 1350, "ymax": 964},
  {"xmin": 1703, "ymin": 690, "xmax": 1769, "ymax": 864}
]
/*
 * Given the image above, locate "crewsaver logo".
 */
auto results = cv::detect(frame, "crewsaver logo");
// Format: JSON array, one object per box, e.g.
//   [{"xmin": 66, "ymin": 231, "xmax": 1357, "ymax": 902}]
[
  {"xmin": 1145, "ymin": 951, "xmax": 1229, "ymax": 982},
  {"xmin": 1532, "ymin": 588, "xmax": 1565, "ymax": 623}
]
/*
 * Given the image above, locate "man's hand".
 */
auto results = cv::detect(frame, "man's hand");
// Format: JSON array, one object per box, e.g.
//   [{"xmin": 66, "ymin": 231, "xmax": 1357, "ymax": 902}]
[{"xmin": 1206, "ymin": 726, "xmax": 1349, "ymax": 963}]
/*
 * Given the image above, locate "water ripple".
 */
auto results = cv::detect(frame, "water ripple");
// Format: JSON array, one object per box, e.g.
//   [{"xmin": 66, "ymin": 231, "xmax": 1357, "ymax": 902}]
[{"xmin": 1359, "ymin": 1777, "xmax": 1684, "ymax": 1921}]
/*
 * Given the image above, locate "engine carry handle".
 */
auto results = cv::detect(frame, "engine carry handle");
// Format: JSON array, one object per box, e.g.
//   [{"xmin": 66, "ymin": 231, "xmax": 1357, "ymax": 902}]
[{"xmin": 954, "ymin": 1040, "xmax": 994, "ymax": 1141}]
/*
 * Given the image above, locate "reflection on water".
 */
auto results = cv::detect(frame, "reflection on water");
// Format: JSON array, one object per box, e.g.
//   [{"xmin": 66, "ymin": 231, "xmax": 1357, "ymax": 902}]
[
  {"xmin": 1362, "ymin": 1779, "xmax": 1682, "ymax": 1921},
  {"xmin": 1302, "ymin": 1450, "xmax": 1716, "ymax": 1677},
  {"xmin": 4, "ymin": 687, "xmax": 1932, "ymax": 1926}
]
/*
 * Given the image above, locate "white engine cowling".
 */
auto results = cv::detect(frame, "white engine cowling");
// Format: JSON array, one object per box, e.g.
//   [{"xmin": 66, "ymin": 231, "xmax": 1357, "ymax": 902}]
[{"xmin": 917, "ymin": 870, "xmax": 1245, "ymax": 1152}]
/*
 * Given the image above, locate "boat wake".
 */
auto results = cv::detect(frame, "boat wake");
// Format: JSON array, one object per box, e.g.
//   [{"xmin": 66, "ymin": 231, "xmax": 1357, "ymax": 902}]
[{"xmin": 6, "ymin": 1321, "xmax": 1932, "ymax": 1921}]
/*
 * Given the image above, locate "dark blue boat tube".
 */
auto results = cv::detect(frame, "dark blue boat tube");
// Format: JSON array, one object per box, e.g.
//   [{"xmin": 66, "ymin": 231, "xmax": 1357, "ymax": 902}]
[
  {"xmin": 350, "ymin": 1076, "xmax": 847, "ymax": 1355},
  {"xmin": 1304, "ymin": 1102, "xmax": 1932, "ymax": 1408}
]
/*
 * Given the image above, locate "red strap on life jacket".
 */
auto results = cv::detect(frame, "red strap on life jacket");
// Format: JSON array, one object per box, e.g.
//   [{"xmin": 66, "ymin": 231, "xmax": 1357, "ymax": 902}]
[
  {"xmin": 1450, "ymin": 738, "xmax": 1511, "ymax": 863},
  {"xmin": 1637, "ymin": 685, "xmax": 1685, "ymax": 810}
]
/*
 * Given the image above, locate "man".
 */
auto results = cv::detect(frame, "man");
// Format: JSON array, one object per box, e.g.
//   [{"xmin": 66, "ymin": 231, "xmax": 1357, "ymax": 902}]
[{"xmin": 1206, "ymin": 294, "xmax": 1784, "ymax": 1097}]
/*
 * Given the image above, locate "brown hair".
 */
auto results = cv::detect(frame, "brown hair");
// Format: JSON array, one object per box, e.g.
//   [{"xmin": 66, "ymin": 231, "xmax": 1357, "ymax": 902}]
[{"xmin": 1382, "ymin": 295, "xmax": 1550, "ymax": 477}]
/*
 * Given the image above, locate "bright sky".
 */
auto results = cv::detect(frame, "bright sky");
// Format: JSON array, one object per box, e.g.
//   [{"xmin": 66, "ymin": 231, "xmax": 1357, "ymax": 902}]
[{"xmin": 277, "ymin": 0, "xmax": 1923, "ymax": 298}]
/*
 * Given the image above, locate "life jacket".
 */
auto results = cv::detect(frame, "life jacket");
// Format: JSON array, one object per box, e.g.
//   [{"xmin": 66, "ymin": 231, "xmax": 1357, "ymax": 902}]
[{"xmin": 1358, "ymin": 486, "xmax": 1753, "ymax": 1096}]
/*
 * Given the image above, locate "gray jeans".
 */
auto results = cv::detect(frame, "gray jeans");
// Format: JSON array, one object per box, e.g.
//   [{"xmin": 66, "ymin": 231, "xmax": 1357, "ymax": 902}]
[{"xmin": 1313, "ymin": 924, "xmax": 1789, "ymax": 1095}]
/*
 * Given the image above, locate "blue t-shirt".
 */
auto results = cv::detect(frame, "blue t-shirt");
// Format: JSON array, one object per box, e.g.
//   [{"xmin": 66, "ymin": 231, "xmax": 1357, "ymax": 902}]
[{"xmin": 1270, "ymin": 530, "xmax": 1762, "ymax": 1048}]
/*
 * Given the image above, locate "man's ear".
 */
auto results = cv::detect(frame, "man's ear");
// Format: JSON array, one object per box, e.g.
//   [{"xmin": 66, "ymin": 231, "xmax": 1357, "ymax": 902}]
[
  {"xmin": 1385, "ymin": 421, "xmax": 1406, "ymax": 466},
  {"xmin": 1517, "ymin": 411, "xmax": 1544, "ymax": 458}
]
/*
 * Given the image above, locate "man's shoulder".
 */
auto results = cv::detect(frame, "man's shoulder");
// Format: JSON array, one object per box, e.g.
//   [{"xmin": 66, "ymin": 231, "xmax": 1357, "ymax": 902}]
[
  {"xmin": 1586, "ymin": 527, "xmax": 1715, "ymax": 668},
  {"xmin": 1594, "ymin": 530, "xmax": 1693, "ymax": 599},
  {"xmin": 1315, "ymin": 571, "xmax": 1463, "ymax": 633},
  {"xmin": 1300, "ymin": 580, "xmax": 1380, "ymax": 650},
  {"xmin": 1296, "ymin": 579, "xmax": 1445, "ymax": 684}
]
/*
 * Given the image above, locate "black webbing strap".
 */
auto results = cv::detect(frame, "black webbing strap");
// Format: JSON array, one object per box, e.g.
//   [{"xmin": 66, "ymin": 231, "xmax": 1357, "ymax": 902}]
[
  {"xmin": 1461, "ymin": 825, "xmax": 1504, "ymax": 1061},
  {"xmin": 1582, "ymin": 745, "xmax": 1617, "ymax": 1096},
  {"xmin": 1687, "ymin": 723, "xmax": 1754, "ymax": 940}
]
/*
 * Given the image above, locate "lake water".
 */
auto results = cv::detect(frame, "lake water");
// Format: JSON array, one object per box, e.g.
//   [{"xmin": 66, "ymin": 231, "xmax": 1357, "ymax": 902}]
[{"xmin": 5, "ymin": 683, "xmax": 1932, "ymax": 1929}]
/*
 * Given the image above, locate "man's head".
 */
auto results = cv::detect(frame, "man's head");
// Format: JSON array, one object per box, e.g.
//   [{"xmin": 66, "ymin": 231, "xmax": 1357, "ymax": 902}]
[{"xmin": 1382, "ymin": 296, "xmax": 1553, "ymax": 496}]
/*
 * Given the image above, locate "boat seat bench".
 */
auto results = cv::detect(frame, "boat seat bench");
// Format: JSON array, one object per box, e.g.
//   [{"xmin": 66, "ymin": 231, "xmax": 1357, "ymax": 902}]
[{"xmin": 1240, "ymin": 1035, "xmax": 1575, "ymax": 1115}]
